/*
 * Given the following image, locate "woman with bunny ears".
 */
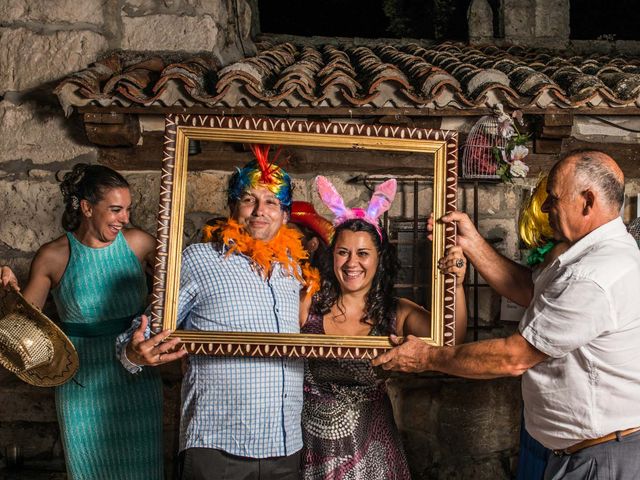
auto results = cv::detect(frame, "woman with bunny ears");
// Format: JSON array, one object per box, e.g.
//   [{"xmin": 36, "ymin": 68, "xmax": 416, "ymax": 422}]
[{"xmin": 299, "ymin": 177, "xmax": 467, "ymax": 479}]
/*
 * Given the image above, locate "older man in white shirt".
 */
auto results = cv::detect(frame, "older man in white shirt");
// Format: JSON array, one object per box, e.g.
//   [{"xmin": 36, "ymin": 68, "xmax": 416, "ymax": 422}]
[{"xmin": 373, "ymin": 150, "xmax": 640, "ymax": 479}]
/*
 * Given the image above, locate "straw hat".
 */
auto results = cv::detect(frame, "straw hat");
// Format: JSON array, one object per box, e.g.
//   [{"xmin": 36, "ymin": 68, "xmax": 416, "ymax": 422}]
[
  {"xmin": 0, "ymin": 289, "xmax": 78, "ymax": 387},
  {"xmin": 290, "ymin": 201, "xmax": 334, "ymax": 246}
]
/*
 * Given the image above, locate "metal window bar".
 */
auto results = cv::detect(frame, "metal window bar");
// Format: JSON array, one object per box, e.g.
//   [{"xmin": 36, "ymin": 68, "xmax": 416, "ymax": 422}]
[{"xmin": 359, "ymin": 175, "xmax": 505, "ymax": 342}]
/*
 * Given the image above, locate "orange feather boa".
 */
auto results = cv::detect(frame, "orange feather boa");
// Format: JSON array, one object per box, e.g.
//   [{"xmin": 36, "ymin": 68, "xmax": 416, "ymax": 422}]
[{"xmin": 202, "ymin": 218, "xmax": 320, "ymax": 298}]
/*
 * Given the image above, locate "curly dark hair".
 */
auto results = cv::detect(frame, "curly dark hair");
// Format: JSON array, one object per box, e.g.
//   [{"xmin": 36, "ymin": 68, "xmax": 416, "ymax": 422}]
[
  {"xmin": 59, "ymin": 163, "xmax": 129, "ymax": 231},
  {"xmin": 311, "ymin": 219, "xmax": 399, "ymax": 335}
]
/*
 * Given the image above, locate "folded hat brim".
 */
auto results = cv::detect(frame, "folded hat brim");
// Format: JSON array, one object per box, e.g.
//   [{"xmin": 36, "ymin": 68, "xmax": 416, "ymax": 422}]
[
  {"xmin": 0, "ymin": 290, "xmax": 78, "ymax": 387},
  {"xmin": 290, "ymin": 213, "xmax": 334, "ymax": 246}
]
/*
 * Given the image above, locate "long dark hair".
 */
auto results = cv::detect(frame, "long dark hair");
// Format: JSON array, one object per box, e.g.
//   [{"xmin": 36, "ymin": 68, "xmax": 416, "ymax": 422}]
[
  {"xmin": 312, "ymin": 219, "xmax": 399, "ymax": 334},
  {"xmin": 59, "ymin": 163, "xmax": 129, "ymax": 231}
]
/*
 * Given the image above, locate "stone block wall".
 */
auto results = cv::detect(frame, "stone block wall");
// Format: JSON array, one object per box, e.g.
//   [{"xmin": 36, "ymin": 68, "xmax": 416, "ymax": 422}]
[{"xmin": 1, "ymin": 1, "xmax": 639, "ymax": 479}]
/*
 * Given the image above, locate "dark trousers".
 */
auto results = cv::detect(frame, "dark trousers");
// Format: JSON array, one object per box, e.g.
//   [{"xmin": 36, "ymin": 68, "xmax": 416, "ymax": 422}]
[
  {"xmin": 178, "ymin": 447, "xmax": 301, "ymax": 480},
  {"xmin": 544, "ymin": 430, "xmax": 640, "ymax": 480}
]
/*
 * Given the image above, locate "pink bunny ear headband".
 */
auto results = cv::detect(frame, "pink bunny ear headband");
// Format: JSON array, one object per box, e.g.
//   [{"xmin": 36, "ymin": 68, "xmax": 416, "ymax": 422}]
[{"xmin": 315, "ymin": 176, "xmax": 397, "ymax": 241}]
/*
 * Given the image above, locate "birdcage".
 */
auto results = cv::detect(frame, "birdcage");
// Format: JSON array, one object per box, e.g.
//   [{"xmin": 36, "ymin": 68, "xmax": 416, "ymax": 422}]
[{"xmin": 461, "ymin": 114, "xmax": 509, "ymax": 179}]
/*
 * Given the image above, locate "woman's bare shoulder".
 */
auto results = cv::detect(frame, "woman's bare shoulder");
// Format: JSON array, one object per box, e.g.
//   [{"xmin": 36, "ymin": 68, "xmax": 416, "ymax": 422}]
[
  {"xmin": 396, "ymin": 297, "xmax": 429, "ymax": 316},
  {"xmin": 123, "ymin": 227, "xmax": 155, "ymax": 255},
  {"xmin": 395, "ymin": 297, "xmax": 431, "ymax": 337},
  {"xmin": 37, "ymin": 234, "xmax": 69, "ymax": 258},
  {"xmin": 123, "ymin": 227, "xmax": 154, "ymax": 242},
  {"xmin": 32, "ymin": 234, "xmax": 70, "ymax": 276}
]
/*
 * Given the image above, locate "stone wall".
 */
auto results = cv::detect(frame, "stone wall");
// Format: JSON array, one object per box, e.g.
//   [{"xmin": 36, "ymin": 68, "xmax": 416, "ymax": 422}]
[
  {"xmin": 1, "ymin": 1, "xmax": 640, "ymax": 480},
  {"xmin": 469, "ymin": 0, "xmax": 640, "ymax": 53}
]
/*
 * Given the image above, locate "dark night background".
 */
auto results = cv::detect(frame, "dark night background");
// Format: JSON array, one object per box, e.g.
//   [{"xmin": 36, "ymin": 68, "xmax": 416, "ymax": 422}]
[{"xmin": 259, "ymin": 0, "xmax": 640, "ymax": 40}]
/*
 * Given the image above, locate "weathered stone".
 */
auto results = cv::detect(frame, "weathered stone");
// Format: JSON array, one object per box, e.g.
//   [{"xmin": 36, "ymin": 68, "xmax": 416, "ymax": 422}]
[
  {"xmin": 389, "ymin": 376, "xmax": 520, "ymax": 479},
  {"xmin": 291, "ymin": 178, "xmax": 312, "ymax": 202},
  {"xmin": 127, "ymin": 171, "xmax": 162, "ymax": 235},
  {"xmin": 573, "ymin": 116, "xmax": 640, "ymax": 143},
  {"xmin": 398, "ymin": 185, "xmax": 432, "ymax": 217},
  {"xmin": 0, "ymin": 0, "xmax": 105, "ymax": 25},
  {"xmin": 534, "ymin": 0, "xmax": 569, "ymax": 39},
  {"xmin": 0, "ymin": 421, "xmax": 61, "ymax": 462},
  {"xmin": 501, "ymin": 186, "xmax": 520, "ymax": 212},
  {"xmin": 0, "ymin": 178, "xmax": 65, "ymax": 253},
  {"xmin": 615, "ymin": 40, "xmax": 640, "ymax": 56},
  {"xmin": 503, "ymin": 0, "xmax": 534, "ymax": 40},
  {"xmin": 415, "ymin": 456, "xmax": 515, "ymax": 480},
  {"xmin": 187, "ymin": 171, "xmax": 230, "ymax": 215},
  {"xmin": 479, "ymin": 217, "xmax": 521, "ymax": 260},
  {"xmin": 121, "ymin": 14, "xmax": 218, "ymax": 52},
  {"xmin": 212, "ymin": 0, "xmax": 255, "ymax": 60},
  {"xmin": 0, "ymin": 257, "xmax": 32, "ymax": 288},
  {"xmin": 0, "ymin": 28, "xmax": 107, "ymax": 93},
  {"xmin": 120, "ymin": 0, "xmax": 255, "ymax": 60},
  {"xmin": 442, "ymin": 116, "xmax": 477, "ymax": 134},
  {"xmin": 0, "ymin": 100, "xmax": 95, "ymax": 164},
  {"xmin": 626, "ymin": 179, "xmax": 640, "ymax": 194},
  {"xmin": 124, "ymin": 0, "xmax": 232, "ymax": 16},
  {"xmin": 474, "ymin": 184, "xmax": 503, "ymax": 215},
  {"xmin": 468, "ymin": 0, "xmax": 494, "ymax": 41},
  {"xmin": 123, "ymin": 0, "xmax": 164, "ymax": 15},
  {"xmin": 467, "ymin": 286, "xmax": 502, "ymax": 325},
  {"xmin": 0, "ymin": 385, "xmax": 57, "ymax": 422}
]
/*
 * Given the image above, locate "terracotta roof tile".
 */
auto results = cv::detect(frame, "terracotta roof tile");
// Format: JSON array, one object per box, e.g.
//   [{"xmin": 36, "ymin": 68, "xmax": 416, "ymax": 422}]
[{"xmin": 55, "ymin": 41, "xmax": 640, "ymax": 115}]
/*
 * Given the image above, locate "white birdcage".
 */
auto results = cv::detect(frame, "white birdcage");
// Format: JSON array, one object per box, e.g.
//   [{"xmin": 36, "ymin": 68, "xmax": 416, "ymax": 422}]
[{"xmin": 461, "ymin": 114, "xmax": 509, "ymax": 179}]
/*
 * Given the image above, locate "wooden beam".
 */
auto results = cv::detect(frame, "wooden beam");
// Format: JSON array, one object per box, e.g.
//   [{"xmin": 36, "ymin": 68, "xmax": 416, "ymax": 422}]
[
  {"xmin": 525, "ymin": 153, "xmax": 559, "ymax": 175},
  {"xmin": 534, "ymin": 138, "xmax": 563, "ymax": 154},
  {"xmin": 98, "ymin": 133, "xmax": 435, "ymax": 176},
  {"xmin": 76, "ymin": 105, "xmax": 640, "ymax": 117},
  {"xmin": 544, "ymin": 113, "xmax": 574, "ymax": 126},
  {"xmin": 541, "ymin": 125, "xmax": 572, "ymax": 138},
  {"xmin": 84, "ymin": 113, "xmax": 140, "ymax": 146}
]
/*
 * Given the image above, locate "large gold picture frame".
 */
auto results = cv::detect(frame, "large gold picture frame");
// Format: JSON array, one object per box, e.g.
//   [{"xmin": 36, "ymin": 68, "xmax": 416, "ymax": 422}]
[{"xmin": 150, "ymin": 114, "xmax": 458, "ymax": 359}]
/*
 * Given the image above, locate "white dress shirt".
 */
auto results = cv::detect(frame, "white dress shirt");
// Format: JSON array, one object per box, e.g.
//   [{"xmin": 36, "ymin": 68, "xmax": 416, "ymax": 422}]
[{"xmin": 519, "ymin": 217, "xmax": 640, "ymax": 450}]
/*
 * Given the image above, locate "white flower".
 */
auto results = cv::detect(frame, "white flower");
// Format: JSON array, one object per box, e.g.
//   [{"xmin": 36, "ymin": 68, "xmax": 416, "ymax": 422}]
[
  {"xmin": 510, "ymin": 159, "xmax": 529, "ymax": 178},
  {"xmin": 498, "ymin": 118, "xmax": 515, "ymax": 138},
  {"xmin": 510, "ymin": 144, "xmax": 529, "ymax": 162}
]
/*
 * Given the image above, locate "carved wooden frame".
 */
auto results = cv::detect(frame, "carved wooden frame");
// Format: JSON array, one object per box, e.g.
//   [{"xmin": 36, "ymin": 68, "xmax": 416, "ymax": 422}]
[{"xmin": 150, "ymin": 114, "xmax": 458, "ymax": 358}]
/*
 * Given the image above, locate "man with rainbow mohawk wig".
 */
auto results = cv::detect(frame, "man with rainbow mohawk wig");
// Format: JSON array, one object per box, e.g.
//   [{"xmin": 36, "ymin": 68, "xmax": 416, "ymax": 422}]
[
  {"xmin": 118, "ymin": 145, "xmax": 318, "ymax": 480},
  {"xmin": 227, "ymin": 144, "xmax": 293, "ymax": 214}
]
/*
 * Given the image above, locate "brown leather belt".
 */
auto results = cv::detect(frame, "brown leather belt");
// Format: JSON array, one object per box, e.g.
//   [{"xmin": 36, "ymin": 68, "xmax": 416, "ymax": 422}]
[{"xmin": 553, "ymin": 427, "xmax": 640, "ymax": 456}]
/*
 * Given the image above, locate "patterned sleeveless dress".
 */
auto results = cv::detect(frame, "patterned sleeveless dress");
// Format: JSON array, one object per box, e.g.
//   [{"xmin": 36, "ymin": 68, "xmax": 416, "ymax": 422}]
[
  {"xmin": 51, "ymin": 231, "xmax": 163, "ymax": 480},
  {"xmin": 301, "ymin": 312, "xmax": 411, "ymax": 480}
]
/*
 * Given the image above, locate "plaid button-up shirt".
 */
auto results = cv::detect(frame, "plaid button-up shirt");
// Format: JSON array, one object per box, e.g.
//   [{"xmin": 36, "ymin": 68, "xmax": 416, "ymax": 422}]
[{"xmin": 117, "ymin": 242, "xmax": 304, "ymax": 458}]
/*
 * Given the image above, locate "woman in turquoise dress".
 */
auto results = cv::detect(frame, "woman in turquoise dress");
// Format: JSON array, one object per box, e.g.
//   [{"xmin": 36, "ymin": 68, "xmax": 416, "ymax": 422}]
[{"xmin": 0, "ymin": 164, "xmax": 163, "ymax": 480}]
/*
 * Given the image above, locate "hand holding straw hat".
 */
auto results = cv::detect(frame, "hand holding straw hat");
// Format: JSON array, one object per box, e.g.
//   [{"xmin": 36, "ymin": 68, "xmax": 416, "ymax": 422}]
[{"xmin": 0, "ymin": 287, "xmax": 78, "ymax": 387}]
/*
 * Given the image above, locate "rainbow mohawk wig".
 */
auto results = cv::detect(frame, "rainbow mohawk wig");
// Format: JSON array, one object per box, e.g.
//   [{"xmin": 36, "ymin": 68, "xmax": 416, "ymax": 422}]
[{"xmin": 227, "ymin": 144, "xmax": 292, "ymax": 211}]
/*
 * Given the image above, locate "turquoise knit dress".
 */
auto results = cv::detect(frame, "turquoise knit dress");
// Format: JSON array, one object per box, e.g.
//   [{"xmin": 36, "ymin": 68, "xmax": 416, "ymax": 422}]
[{"xmin": 51, "ymin": 231, "xmax": 163, "ymax": 480}]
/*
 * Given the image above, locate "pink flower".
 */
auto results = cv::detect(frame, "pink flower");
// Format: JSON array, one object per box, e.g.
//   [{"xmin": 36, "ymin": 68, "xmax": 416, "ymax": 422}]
[
  {"xmin": 509, "ymin": 144, "xmax": 528, "ymax": 162},
  {"xmin": 498, "ymin": 117, "xmax": 515, "ymax": 138},
  {"xmin": 512, "ymin": 110, "xmax": 524, "ymax": 125}
]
